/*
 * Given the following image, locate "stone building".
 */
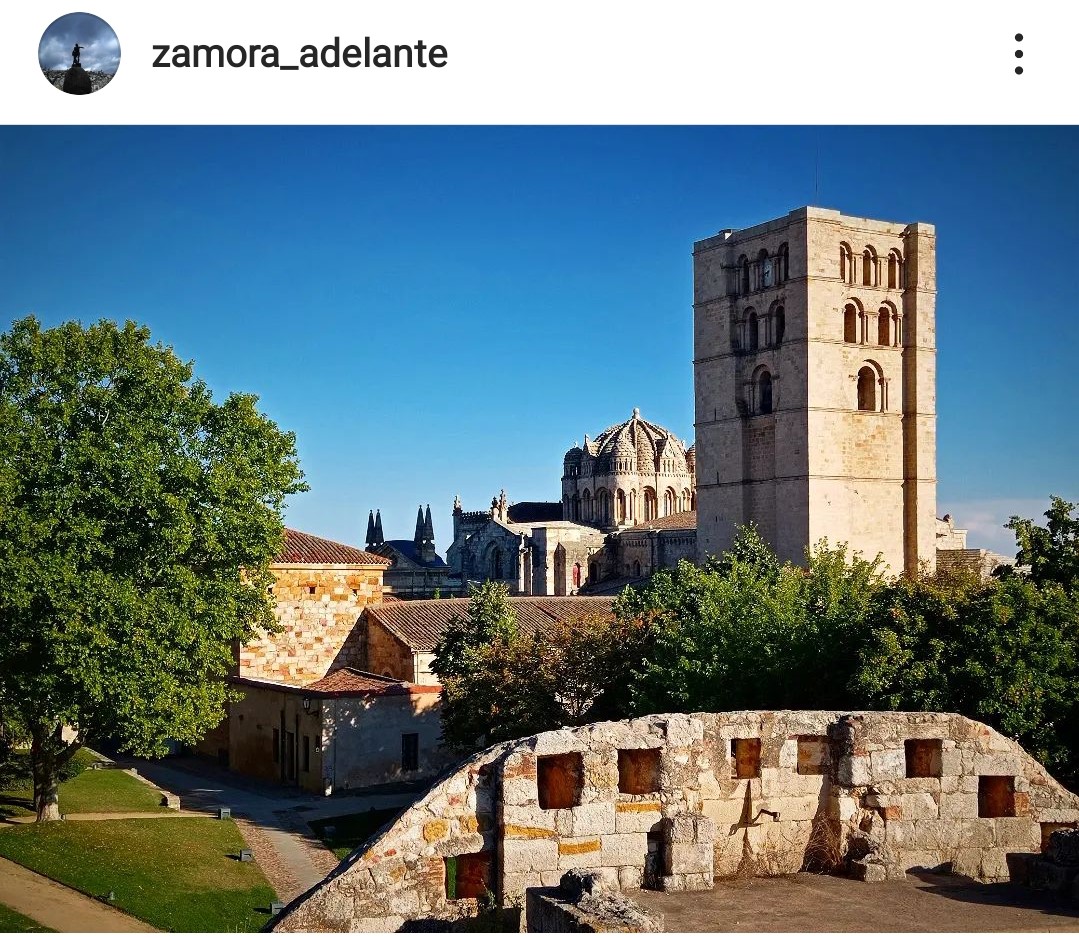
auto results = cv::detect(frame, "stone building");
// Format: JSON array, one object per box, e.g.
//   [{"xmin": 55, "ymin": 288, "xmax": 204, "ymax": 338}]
[
  {"xmin": 446, "ymin": 491, "xmax": 606, "ymax": 595},
  {"xmin": 197, "ymin": 528, "xmax": 446, "ymax": 792},
  {"xmin": 562, "ymin": 409, "xmax": 695, "ymax": 530},
  {"xmin": 367, "ymin": 506, "xmax": 463, "ymax": 599},
  {"xmin": 693, "ymin": 207, "xmax": 937, "ymax": 576},
  {"xmin": 272, "ymin": 709, "xmax": 1079, "ymax": 931}
]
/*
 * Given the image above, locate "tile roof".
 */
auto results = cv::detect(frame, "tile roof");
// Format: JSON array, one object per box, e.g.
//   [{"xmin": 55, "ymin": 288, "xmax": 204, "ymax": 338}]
[
  {"xmin": 275, "ymin": 528, "xmax": 391, "ymax": 566},
  {"xmin": 366, "ymin": 595, "xmax": 616, "ymax": 653},
  {"xmin": 624, "ymin": 510, "xmax": 697, "ymax": 532},
  {"xmin": 304, "ymin": 668, "xmax": 440, "ymax": 697}
]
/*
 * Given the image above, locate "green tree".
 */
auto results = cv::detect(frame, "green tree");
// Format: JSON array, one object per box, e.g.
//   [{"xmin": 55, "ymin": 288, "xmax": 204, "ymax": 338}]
[
  {"xmin": 1007, "ymin": 496, "xmax": 1079, "ymax": 590},
  {"xmin": 0, "ymin": 317, "xmax": 306, "ymax": 820}
]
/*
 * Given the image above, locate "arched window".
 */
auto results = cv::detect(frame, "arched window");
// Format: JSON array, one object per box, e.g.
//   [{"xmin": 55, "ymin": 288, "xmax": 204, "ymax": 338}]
[
  {"xmin": 758, "ymin": 248, "xmax": 771, "ymax": 289},
  {"xmin": 840, "ymin": 243, "xmax": 854, "ymax": 284},
  {"xmin": 739, "ymin": 255, "xmax": 750, "ymax": 294},
  {"xmin": 682, "ymin": 488, "xmax": 692, "ymax": 511},
  {"xmin": 730, "ymin": 310, "xmax": 741, "ymax": 351},
  {"xmin": 862, "ymin": 247, "xmax": 877, "ymax": 287},
  {"xmin": 633, "ymin": 560, "xmax": 642, "ymax": 578},
  {"xmin": 888, "ymin": 250, "xmax": 903, "ymax": 289},
  {"xmin": 629, "ymin": 489, "xmax": 637, "ymax": 523},
  {"xmin": 773, "ymin": 305, "xmax": 785, "ymax": 346},
  {"xmin": 490, "ymin": 546, "xmax": 503, "ymax": 579},
  {"xmin": 777, "ymin": 242, "xmax": 789, "ymax": 282},
  {"xmin": 644, "ymin": 487, "xmax": 657, "ymax": 521},
  {"xmin": 747, "ymin": 311, "xmax": 759, "ymax": 351},
  {"xmin": 596, "ymin": 489, "xmax": 610, "ymax": 525},
  {"xmin": 877, "ymin": 308, "xmax": 890, "ymax": 346},
  {"xmin": 582, "ymin": 489, "xmax": 592, "ymax": 521},
  {"xmin": 571, "ymin": 494, "xmax": 580, "ymax": 522},
  {"xmin": 616, "ymin": 489, "xmax": 626, "ymax": 525},
  {"xmin": 663, "ymin": 488, "xmax": 677, "ymax": 516},
  {"xmin": 844, "ymin": 304, "xmax": 858, "ymax": 343},
  {"xmin": 857, "ymin": 366, "xmax": 877, "ymax": 412},
  {"xmin": 758, "ymin": 369, "xmax": 773, "ymax": 415}
]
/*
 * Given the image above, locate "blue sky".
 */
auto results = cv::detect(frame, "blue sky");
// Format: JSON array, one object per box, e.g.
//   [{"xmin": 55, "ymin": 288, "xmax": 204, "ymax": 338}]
[{"xmin": 1, "ymin": 126, "xmax": 1076, "ymax": 557}]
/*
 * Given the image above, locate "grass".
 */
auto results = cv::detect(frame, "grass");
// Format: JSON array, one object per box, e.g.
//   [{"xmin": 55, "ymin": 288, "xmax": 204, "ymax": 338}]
[
  {"xmin": 0, "ymin": 817, "xmax": 277, "ymax": 932},
  {"xmin": 307, "ymin": 808, "xmax": 402, "ymax": 860},
  {"xmin": 0, "ymin": 749, "xmax": 169, "ymax": 819},
  {"xmin": 0, "ymin": 903, "xmax": 54, "ymax": 933}
]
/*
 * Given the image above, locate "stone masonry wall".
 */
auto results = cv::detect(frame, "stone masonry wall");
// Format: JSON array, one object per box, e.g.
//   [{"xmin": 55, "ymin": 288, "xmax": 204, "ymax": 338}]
[
  {"xmin": 272, "ymin": 710, "xmax": 1079, "ymax": 932},
  {"xmin": 239, "ymin": 563, "xmax": 384, "ymax": 685}
]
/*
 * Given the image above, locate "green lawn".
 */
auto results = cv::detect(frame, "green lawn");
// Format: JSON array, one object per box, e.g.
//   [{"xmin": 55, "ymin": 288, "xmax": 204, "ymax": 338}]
[
  {"xmin": 308, "ymin": 808, "xmax": 402, "ymax": 860},
  {"xmin": 0, "ymin": 818, "xmax": 277, "ymax": 932},
  {"xmin": 0, "ymin": 902, "xmax": 53, "ymax": 933},
  {"xmin": 0, "ymin": 749, "xmax": 169, "ymax": 818}
]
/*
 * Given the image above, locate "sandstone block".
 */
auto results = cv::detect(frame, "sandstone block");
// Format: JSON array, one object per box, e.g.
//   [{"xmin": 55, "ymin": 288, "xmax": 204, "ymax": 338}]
[
  {"xmin": 993, "ymin": 817, "xmax": 1039, "ymax": 850},
  {"xmin": 502, "ymin": 839, "xmax": 558, "ymax": 875},
  {"xmin": 598, "ymin": 832, "xmax": 647, "ymax": 868},
  {"xmin": 618, "ymin": 865, "xmax": 644, "ymax": 889},
  {"xmin": 939, "ymin": 793, "xmax": 977, "ymax": 819},
  {"xmin": 900, "ymin": 792, "xmax": 939, "ymax": 820},
  {"xmin": 669, "ymin": 843, "xmax": 713, "ymax": 875},
  {"xmin": 616, "ymin": 806, "xmax": 662, "ymax": 834},
  {"xmin": 568, "ymin": 802, "xmax": 616, "ymax": 837}
]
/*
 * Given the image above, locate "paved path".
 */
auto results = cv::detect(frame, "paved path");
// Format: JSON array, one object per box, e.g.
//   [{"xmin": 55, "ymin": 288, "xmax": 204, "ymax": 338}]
[
  {"xmin": 0, "ymin": 856, "xmax": 155, "ymax": 933},
  {"xmin": 630, "ymin": 871, "xmax": 1079, "ymax": 932},
  {"xmin": 123, "ymin": 757, "xmax": 413, "ymax": 903}
]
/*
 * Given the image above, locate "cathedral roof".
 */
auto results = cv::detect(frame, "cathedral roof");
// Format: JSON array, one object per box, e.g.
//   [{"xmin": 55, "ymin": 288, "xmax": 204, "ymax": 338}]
[
  {"xmin": 378, "ymin": 540, "xmax": 449, "ymax": 568},
  {"xmin": 590, "ymin": 408, "xmax": 690, "ymax": 474},
  {"xmin": 624, "ymin": 510, "xmax": 697, "ymax": 532}
]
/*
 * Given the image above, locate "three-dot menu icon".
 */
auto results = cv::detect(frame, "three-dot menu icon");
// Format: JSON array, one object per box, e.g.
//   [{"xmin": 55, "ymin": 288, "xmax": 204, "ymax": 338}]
[{"xmin": 1015, "ymin": 34, "xmax": 1023, "ymax": 75}]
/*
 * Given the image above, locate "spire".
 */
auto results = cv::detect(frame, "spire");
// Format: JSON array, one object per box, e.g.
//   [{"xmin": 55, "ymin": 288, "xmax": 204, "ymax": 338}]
[
  {"xmin": 373, "ymin": 509, "xmax": 384, "ymax": 546},
  {"xmin": 365, "ymin": 510, "xmax": 376, "ymax": 550},
  {"xmin": 414, "ymin": 505, "xmax": 425, "ymax": 547},
  {"xmin": 420, "ymin": 503, "xmax": 437, "ymax": 563},
  {"xmin": 424, "ymin": 504, "xmax": 434, "ymax": 542}
]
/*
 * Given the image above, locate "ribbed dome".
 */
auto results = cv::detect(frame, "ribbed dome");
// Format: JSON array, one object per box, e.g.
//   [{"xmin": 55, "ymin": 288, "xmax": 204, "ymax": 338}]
[
  {"xmin": 592, "ymin": 408, "xmax": 688, "ymax": 475},
  {"xmin": 563, "ymin": 443, "xmax": 583, "ymax": 465}
]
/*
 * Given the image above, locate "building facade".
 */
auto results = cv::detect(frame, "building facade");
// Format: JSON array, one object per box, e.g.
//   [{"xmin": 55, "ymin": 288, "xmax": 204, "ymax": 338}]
[{"xmin": 693, "ymin": 206, "xmax": 936, "ymax": 576}]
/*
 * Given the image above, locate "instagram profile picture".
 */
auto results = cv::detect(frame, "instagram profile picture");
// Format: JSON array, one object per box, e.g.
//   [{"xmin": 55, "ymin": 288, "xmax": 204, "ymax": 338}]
[{"xmin": 39, "ymin": 12, "xmax": 120, "ymax": 95}]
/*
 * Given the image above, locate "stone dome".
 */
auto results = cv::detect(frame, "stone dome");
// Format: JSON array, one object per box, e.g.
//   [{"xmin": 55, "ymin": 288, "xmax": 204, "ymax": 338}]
[{"xmin": 592, "ymin": 408, "xmax": 689, "ymax": 475}]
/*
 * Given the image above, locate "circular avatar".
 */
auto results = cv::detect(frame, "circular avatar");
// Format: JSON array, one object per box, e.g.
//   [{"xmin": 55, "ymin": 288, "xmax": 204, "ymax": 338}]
[{"xmin": 39, "ymin": 12, "xmax": 120, "ymax": 95}]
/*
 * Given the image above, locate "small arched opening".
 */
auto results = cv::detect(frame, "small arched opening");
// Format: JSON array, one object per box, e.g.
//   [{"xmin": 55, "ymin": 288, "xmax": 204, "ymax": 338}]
[
  {"xmin": 747, "ymin": 311, "xmax": 759, "ymax": 351},
  {"xmin": 857, "ymin": 366, "xmax": 877, "ymax": 412},
  {"xmin": 773, "ymin": 304, "xmax": 785, "ymax": 346},
  {"xmin": 758, "ymin": 369, "xmax": 773, "ymax": 415},
  {"xmin": 877, "ymin": 308, "xmax": 891, "ymax": 346}
]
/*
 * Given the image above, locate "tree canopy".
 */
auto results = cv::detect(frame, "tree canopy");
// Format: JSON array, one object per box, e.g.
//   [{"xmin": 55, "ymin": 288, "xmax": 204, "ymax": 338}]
[{"xmin": 0, "ymin": 316, "xmax": 306, "ymax": 818}]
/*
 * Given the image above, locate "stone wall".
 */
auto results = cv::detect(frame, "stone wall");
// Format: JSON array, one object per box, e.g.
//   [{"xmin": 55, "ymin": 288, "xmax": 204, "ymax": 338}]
[
  {"xmin": 239, "ymin": 562, "xmax": 384, "ymax": 684},
  {"xmin": 358, "ymin": 613, "xmax": 417, "ymax": 681},
  {"xmin": 272, "ymin": 710, "xmax": 1079, "ymax": 932}
]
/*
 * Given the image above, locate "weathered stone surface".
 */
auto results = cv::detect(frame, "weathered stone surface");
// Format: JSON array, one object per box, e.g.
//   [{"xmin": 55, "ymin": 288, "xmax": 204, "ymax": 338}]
[{"xmin": 272, "ymin": 710, "xmax": 1079, "ymax": 933}]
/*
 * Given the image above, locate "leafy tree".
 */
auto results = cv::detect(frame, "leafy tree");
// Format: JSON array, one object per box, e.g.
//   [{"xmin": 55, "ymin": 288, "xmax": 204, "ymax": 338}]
[
  {"xmin": 431, "ymin": 582, "xmax": 654, "ymax": 752},
  {"xmin": 1007, "ymin": 496, "xmax": 1079, "ymax": 590},
  {"xmin": 622, "ymin": 530, "xmax": 884, "ymax": 715},
  {"xmin": 0, "ymin": 317, "xmax": 305, "ymax": 819}
]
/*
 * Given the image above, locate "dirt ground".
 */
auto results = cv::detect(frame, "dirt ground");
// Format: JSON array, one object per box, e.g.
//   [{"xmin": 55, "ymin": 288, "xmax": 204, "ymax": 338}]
[{"xmin": 629, "ymin": 871, "xmax": 1079, "ymax": 932}]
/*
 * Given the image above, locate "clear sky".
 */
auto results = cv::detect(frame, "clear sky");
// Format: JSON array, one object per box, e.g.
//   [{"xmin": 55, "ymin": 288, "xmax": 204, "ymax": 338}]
[{"xmin": 1, "ymin": 126, "xmax": 1076, "ymax": 557}]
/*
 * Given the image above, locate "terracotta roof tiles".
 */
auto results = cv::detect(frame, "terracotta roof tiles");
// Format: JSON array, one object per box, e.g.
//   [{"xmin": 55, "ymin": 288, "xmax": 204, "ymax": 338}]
[{"xmin": 275, "ymin": 528, "xmax": 391, "ymax": 566}]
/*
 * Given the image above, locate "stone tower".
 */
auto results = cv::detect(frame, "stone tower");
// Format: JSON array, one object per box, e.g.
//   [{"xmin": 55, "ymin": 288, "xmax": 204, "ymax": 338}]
[{"xmin": 693, "ymin": 206, "xmax": 936, "ymax": 576}]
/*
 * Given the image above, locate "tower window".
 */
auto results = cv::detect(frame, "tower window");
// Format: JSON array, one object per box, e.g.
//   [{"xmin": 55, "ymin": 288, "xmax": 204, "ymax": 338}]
[
  {"xmin": 862, "ymin": 247, "xmax": 878, "ymax": 286},
  {"xmin": 773, "ymin": 305, "xmax": 785, "ymax": 346},
  {"xmin": 739, "ymin": 255, "xmax": 750, "ymax": 294},
  {"xmin": 747, "ymin": 312, "xmax": 759, "ymax": 351},
  {"xmin": 840, "ymin": 243, "xmax": 854, "ymax": 284},
  {"xmin": 844, "ymin": 304, "xmax": 858, "ymax": 344},
  {"xmin": 857, "ymin": 366, "xmax": 877, "ymax": 412},
  {"xmin": 877, "ymin": 309, "xmax": 891, "ymax": 346},
  {"xmin": 777, "ymin": 242, "xmax": 789, "ymax": 282},
  {"xmin": 758, "ymin": 370, "xmax": 773, "ymax": 415},
  {"xmin": 888, "ymin": 250, "xmax": 904, "ymax": 289}
]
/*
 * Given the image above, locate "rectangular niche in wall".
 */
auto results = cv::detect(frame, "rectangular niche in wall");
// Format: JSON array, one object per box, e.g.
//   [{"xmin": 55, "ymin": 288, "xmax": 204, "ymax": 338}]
[
  {"xmin": 796, "ymin": 735, "xmax": 831, "ymax": 775},
  {"xmin": 618, "ymin": 748, "xmax": 662, "ymax": 795},
  {"xmin": 904, "ymin": 739, "xmax": 943, "ymax": 778},
  {"xmin": 444, "ymin": 851, "xmax": 492, "ymax": 901},
  {"xmin": 978, "ymin": 776, "xmax": 1017, "ymax": 818},
  {"xmin": 538, "ymin": 752, "xmax": 583, "ymax": 809},
  {"xmin": 731, "ymin": 738, "xmax": 762, "ymax": 779}
]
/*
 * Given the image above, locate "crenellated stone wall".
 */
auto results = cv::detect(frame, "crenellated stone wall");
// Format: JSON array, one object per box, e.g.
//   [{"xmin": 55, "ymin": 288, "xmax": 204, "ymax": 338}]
[{"xmin": 272, "ymin": 710, "xmax": 1079, "ymax": 932}]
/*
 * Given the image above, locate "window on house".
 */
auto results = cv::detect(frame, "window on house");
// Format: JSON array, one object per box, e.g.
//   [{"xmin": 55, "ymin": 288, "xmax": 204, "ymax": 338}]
[
  {"xmin": 537, "ymin": 753, "xmax": 583, "ymax": 809},
  {"xmin": 731, "ymin": 738, "xmax": 762, "ymax": 779},
  {"xmin": 904, "ymin": 739, "xmax": 942, "ymax": 778},
  {"xmin": 796, "ymin": 735, "xmax": 831, "ymax": 775},
  {"xmin": 402, "ymin": 733, "xmax": 419, "ymax": 772},
  {"xmin": 618, "ymin": 749, "xmax": 662, "ymax": 795},
  {"xmin": 445, "ymin": 852, "xmax": 493, "ymax": 901},
  {"xmin": 978, "ymin": 776, "xmax": 1016, "ymax": 818}
]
